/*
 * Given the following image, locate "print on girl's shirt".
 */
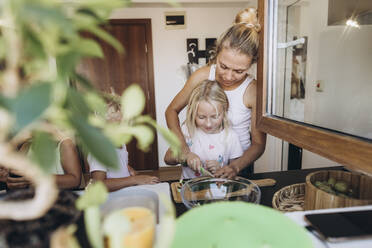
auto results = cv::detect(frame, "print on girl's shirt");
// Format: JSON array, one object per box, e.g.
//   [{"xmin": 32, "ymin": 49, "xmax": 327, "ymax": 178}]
[
  {"xmin": 218, "ymin": 155, "xmax": 223, "ymax": 164},
  {"xmin": 187, "ymin": 140, "xmax": 193, "ymax": 147},
  {"xmin": 209, "ymin": 144, "xmax": 215, "ymax": 150}
]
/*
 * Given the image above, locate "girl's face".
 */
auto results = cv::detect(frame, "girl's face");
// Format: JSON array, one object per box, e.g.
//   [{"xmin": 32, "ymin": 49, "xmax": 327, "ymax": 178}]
[
  {"xmin": 215, "ymin": 48, "xmax": 252, "ymax": 90},
  {"xmin": 195, "ymin": 100, "xmax": 224, "ymax": 134}
]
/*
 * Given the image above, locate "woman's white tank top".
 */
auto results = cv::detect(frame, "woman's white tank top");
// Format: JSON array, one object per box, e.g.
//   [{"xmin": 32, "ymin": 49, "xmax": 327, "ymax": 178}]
[{"xmin": 208, "ymin": 64, "xmax": 253, "ymax": 150}]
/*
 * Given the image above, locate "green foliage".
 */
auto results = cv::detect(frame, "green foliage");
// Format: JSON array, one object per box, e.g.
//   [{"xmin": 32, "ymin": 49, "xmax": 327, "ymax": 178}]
[
  {"xmin": 0, "ymin": 0, "xmax": 181, "ymax": 172},
  {"xmin": 7, "ymin": 83, "xmax": 51, "ymax": 132},
  {"xmin": 70, "ymin": 114, "xmax": 119, "ymax": 169},
  {"xmin": 30, "ymin": 131, "xmax": 57, "ymax": 174},
  {"xmin": 103, "ymin": 210, "xmax": 131, "ymax": 248},
  {"xmin": 76, "ymin": 181, "xmax": 108, "ymax": 210},
  {"xmin": 121, "ymin": 84, "xmax": 146, "ymax": 120},
  {"xmin": 76, "ymin": 181, "xmax": 108, "ymax": 248}
]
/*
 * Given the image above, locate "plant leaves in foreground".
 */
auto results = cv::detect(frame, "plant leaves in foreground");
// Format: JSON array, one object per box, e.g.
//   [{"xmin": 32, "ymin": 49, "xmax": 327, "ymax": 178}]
[{"xmin": 70, "ymin": 114, "xmax": 118, "ymax": 170}]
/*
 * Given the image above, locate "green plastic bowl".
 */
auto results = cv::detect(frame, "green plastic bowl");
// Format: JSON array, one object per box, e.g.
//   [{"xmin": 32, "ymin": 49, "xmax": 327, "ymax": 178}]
[{"xmin": 172, "ymin": 202, "xmax": 313, "ymax": 248}]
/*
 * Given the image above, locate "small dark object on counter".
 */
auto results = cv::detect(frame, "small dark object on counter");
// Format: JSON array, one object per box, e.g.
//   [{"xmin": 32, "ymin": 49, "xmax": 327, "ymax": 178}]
[{"xmin": 0, "ymin": 189, "xmax": 82, "ymax": 248}]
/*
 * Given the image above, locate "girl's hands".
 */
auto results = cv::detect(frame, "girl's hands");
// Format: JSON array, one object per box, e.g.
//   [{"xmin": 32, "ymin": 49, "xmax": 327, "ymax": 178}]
[
  {"xmin": 134, "ymin": 175, "xmax": 160, "ymax": 185},
  {"xmin": 205, "ymin": 160, "xmax": 220, "ymax": 174},
  {"xmin": 186, "ymin": 152, "xmax": 202, "ymax": 172}
]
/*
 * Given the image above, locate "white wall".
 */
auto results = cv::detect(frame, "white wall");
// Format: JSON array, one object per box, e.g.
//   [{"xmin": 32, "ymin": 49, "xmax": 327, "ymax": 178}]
[{"xmin": 110, "ymin": 3, "xmax": 256, "ymax": 167}]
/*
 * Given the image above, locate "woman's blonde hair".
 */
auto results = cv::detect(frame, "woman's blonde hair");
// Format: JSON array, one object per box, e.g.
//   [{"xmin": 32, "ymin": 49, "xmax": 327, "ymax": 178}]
[
  {"xmin": 209, "ymin": 7, "xmax": 261, "ymax": 64},
  {"xmin": 185, "ymin": 80, "xmax": 229, "ymax": 137}
]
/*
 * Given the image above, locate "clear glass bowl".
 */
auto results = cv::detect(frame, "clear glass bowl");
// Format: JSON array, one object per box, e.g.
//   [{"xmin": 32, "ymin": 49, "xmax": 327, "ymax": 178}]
[{"xmin": 181, "ymin": 176, "xmax": 261, "ymax": 209}]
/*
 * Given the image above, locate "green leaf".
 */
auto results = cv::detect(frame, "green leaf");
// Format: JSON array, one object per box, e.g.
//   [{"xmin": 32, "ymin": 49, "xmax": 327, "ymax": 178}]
[
  {"xmin": 30, "ymin": 131, "xmax": 57, "ymax": 174},
  {"xmin": 77, "ymin": 182, "xmax": 107, "ymax": 248},
  {"xmin": 70, "ymin": 114, "xmax": 118, "ymax": 169},
  {"xmin": 9, "ymin": 83, "xmax": 51, "ymax": 132},
  {"xmin": 137, "ymin": 116, "xmax": 181, "ymax": 158},
  {"xmin": 104, "ymin": 125, "xmax": 132, "ymax": 147},
  {"xmin": 23, "ymin": 28, "xmax": 47, "ymax": 59},
  {"xmin": 76, "ymin": 181, "xmax": 108, "ymax": 209},
  {"xmin": 130, "ymin": 125, "xmax": 154, "ymax": 151},
  {"xmin": 85, "ymin": 207, "xmax": 104, "ymax": 248},
  {"xmin": 84, "ymin": 92, "xmax": 107, "ymax": 115},
  {"xmin": 71, "ymin": 72, "xmax": 94, "ymax": 90},
  {"xmin": 22, "ymin": 3, "xmax": 74, "ymax": 36},
  {"xmin": 0, "ymin": 94, "xmax": 11, "ymax": 110},
  {"xmin": 65, "ymin": 88, "xmax": 91, "ymax": 119},
  {"xmin": 103, "ymin": 210, "xmax": 131, "ymax": 248},
  {"xmin": 56, "ymin": 52, "xmax": 81, "ymax": 79},
  {"xmin": 121, "ymin": 84, "xmax": 145, "ymax": 120},
  {"xmin": 75, "ymin": 38, "xmax": 103, "ymax": 57},
  {"xmin": 80, "ymin": 25, "xmax": 123, "ymax": 53}
]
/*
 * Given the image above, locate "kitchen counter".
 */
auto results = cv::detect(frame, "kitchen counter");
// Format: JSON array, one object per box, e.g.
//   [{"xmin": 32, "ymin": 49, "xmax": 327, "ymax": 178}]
[{"xmin": 173, "ymin": 166, "xmax": 345, "ymax": 217}]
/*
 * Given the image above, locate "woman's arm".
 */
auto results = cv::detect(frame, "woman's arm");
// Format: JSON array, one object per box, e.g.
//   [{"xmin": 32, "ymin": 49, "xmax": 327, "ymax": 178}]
[
  {"xmin": 91, "ymin": 171, "xmax": 160, "ymax": 192},
  {"xmin": 164, "ymin": 148, "xmax": 180, "ymax": 165},
  {"xmin": 165, "ymin": 66, "xmax": 210, "ymax": 157},
  {"xmin": 215, "ymin": 80, "xmax": 266, "ymax": 178},
  {"xmin": 57, "ymin": 139, "xmax": 82, "ymax": 189}
]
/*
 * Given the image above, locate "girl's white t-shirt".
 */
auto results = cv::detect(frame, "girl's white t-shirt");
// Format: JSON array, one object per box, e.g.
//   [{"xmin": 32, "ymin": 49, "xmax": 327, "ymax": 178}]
[
  {"xmin": 181, "ymin": 124, "xmax": 243, "ymax": 179},
  {"xmin": 88, "ymin": 145, "xmax": 131, "ymax": 178}
]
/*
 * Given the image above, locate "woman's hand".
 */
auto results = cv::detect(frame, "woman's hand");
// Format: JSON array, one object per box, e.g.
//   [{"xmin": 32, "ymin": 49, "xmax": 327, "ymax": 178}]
[
  {"xmin": 215, "ymin": 165, "xmax": 239, "ymax": 179},
  {"xmin": 133, "ymin": 175, "xmax": 160, "ymax": 185},
  {"xmin": 186, "ymin": 152, "xmax": 203, "ymax": 172},
  {"xmin": 205, "ymin": 160, "xmax": 220, "ymax": 174}
]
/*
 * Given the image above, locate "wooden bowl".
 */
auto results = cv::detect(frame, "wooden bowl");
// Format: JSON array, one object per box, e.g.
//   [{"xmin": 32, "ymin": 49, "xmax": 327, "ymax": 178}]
[{"xmin": 304, "ymin": 170, "xmax": 372, "ymax": 210}]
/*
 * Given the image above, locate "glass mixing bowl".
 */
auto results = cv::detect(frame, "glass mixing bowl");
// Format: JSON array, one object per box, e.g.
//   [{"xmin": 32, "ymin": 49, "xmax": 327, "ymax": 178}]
[{"xmin": 181, "ymin": 176, "xmax": 261, "ymax": 209}]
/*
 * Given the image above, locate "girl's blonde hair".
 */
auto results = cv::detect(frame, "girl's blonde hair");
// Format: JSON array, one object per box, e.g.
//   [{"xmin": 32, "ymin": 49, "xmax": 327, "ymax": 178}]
[
  {"xmin": 185, "ymin": 80, "xmax": 229, "ymax": 136},
  {"xmin": 209, "ymin": 7, "xmax": 261, "ymax": 64}
]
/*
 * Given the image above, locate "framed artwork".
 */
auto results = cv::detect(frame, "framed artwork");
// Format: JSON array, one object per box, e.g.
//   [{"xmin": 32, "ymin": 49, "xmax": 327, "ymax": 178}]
[{"xmin": 290, "ymin": 36, "xmax": 307, "ymax": 99}]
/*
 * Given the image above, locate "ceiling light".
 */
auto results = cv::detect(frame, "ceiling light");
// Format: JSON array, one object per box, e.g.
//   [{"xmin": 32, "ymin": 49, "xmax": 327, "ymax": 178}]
[{"xmin": 346, "ymin": 19, "xmax": 360, "ymax": 28}]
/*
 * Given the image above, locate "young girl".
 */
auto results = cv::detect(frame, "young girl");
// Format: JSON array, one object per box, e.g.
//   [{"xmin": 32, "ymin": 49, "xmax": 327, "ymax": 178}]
[
  {"xmin": 166, "ymin": 8, "xmax": 266, "ymax": 179},
  {"xmin": 88, "ymin": 101, "xmax": 160, "ymax": 192},
  {"xmin": 164, "ymin": 80, "xmax": 243, "ymax": 179}
]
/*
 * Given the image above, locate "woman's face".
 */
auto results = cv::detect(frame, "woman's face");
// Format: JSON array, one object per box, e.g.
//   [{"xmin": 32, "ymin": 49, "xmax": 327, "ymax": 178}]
[
  {"xmin": 215, "ymin": 48, "xmax": 252, "ymax": 90},
  {"xmin": 195, "ymin": 100, "xmax": 224, "ymax": 134}
]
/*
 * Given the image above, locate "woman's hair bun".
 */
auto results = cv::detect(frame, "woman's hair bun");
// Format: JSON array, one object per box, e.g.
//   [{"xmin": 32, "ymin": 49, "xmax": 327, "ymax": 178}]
[{"xmin": 234, "ymin": 7, "xmax": 261, "ymax": 32}]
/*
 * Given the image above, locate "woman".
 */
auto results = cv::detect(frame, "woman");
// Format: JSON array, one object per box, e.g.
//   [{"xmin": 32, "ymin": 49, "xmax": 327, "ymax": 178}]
[{"xmin": 165, "ymin": 8, "xmax": 266, "ymax": 179}]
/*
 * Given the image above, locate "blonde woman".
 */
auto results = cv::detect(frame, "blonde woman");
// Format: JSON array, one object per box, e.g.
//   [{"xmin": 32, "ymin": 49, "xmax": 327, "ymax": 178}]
[
  {"xmin": 165, "ymin": 80, "xmax": 243, "ymax": 179},
  {"xmin": 166, "ymin": 8, "xmax": 266, "ymax": 178}
]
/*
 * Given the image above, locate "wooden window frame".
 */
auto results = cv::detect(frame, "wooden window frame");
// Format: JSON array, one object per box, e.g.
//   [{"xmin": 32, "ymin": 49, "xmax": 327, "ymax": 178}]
[{"xmin": 256, "ymin": 0, "xmax": 372, "ymax": 175}]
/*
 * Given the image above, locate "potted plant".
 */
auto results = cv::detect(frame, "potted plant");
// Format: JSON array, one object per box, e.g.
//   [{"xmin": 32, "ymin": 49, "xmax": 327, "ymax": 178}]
[{"xmin": 0, "ymin": 0, "xmax": 179, "ymax": 247}]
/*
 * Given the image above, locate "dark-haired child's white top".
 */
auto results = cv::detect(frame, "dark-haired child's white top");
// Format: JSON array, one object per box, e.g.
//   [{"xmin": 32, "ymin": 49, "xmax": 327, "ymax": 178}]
[
  {"xmin": 181, "ymin": 124, "xmax": 243, "ymax": 179},
  {"xmin": 88, "ymin": 145, "xmax": 131, "ymax": 178}
]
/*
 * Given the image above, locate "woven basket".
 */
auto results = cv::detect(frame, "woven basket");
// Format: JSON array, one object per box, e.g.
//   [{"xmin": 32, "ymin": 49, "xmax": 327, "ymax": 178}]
[{"xmin": 272, "ymin": 183, "xmax": 305, "ymax": 212}]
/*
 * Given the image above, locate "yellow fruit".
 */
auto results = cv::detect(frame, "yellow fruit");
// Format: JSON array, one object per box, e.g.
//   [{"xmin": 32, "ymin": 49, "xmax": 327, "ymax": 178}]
[{"xmin": 121, "ymin": 207, "xmax": 155, "ymax": 248}]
